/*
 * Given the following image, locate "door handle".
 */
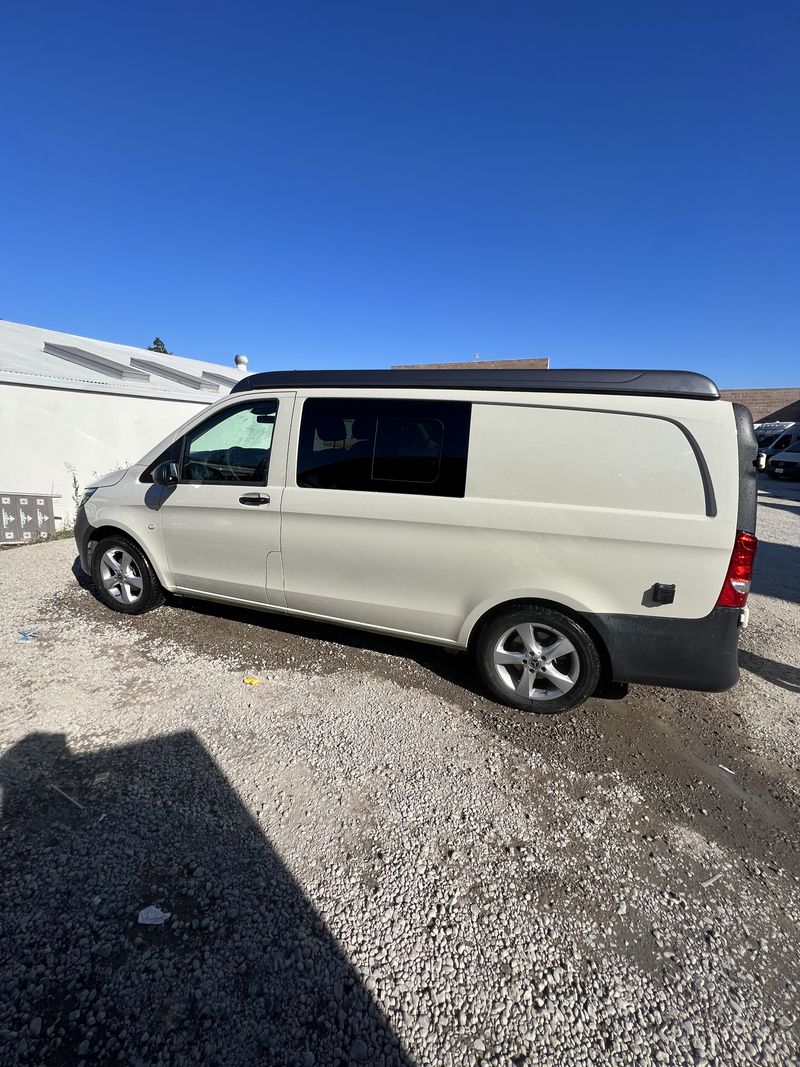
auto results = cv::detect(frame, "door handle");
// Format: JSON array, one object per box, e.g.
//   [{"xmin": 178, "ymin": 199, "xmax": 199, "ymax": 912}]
[{"xmin": 239, "ymin": 493, "xmax": 271, "ymax": 506}]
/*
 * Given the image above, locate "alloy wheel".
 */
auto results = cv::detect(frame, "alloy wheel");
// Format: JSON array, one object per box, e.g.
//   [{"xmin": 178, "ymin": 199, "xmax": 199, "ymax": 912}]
[
  {"xmin": 492, "ymin": 622, "xmax": 580, "ymax": 701},
  {"xmin": 99, "ymin": 547, "xmax": 143, "ymax": 606}
]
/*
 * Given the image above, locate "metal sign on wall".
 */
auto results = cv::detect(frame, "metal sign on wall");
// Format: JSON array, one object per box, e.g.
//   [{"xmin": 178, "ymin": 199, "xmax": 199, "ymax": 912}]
[{"xmin": 1, "ymin": 493, "xmax": 59, "ymax": 543}]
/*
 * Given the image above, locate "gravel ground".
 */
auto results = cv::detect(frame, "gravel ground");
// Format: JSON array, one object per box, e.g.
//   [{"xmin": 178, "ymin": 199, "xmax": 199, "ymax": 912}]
[{"xmin": 1, "ymin": 478, "xmax": 798, "ymax": 1067}]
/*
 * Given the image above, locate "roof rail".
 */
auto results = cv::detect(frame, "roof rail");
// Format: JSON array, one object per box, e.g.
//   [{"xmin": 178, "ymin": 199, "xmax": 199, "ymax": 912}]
[{"xmin": 230, "ymin": 368, "xmax": 720, "ymax": 401}]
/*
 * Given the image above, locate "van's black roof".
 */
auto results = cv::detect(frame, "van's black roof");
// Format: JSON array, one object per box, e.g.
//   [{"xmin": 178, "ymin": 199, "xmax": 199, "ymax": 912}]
[{"xmin": 231, "ymin": 368, "xmax": 720, "ymax": 400}]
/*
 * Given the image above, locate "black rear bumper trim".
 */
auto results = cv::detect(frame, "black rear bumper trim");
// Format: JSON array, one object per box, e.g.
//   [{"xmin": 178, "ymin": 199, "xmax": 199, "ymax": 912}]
[{"xmin": 585, "ymin": 606, "xmax": 742, "ymax": 693}]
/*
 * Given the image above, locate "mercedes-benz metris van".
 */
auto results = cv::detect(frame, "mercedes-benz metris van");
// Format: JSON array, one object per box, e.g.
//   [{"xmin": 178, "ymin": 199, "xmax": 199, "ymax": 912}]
[{"xmin": 76, "ymin": 369, "xmax": 759, "ymax": 714}]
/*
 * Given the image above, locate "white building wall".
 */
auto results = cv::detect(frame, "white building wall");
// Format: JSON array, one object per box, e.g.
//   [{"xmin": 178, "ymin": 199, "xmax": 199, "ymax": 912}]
[{"xmin": 1, "ymin": 384, "xmax": 211, "ymax": 526}]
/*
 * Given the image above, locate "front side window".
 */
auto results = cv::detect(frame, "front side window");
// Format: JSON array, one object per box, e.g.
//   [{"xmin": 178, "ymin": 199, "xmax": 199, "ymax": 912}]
[
  {"xmin": 296, "ymin": 398, "xmax": 471, "ymax": 496},
  {"xmin": 181, "ymin": 400, "xmax": 278, "ymax": 484}
]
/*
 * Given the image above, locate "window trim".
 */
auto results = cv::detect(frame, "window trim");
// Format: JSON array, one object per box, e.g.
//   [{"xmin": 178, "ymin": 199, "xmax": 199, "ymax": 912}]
[{"xmin": 177, "ymin": 399, "xmax": 279, "ymax": 487}]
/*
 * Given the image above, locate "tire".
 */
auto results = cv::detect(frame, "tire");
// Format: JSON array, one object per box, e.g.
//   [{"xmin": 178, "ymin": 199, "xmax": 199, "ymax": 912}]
[
  {"xmin": 475, "ymin": 604, "xmax": 601, "ymax": 714},
  {"xmin": 90, "ymin": 534, "xmax": 165, "ymax": 616}
]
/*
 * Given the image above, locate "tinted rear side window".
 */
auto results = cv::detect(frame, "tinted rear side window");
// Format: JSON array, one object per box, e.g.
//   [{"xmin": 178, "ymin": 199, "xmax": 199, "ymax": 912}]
[{"xmin": 297, "ymin": 398, "xmax": 471, "ymax": 497}]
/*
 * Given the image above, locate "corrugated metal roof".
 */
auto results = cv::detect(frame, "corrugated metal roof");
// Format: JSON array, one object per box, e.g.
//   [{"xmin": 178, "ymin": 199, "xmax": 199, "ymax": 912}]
[{"xmin": 0, "ymin": 320, "xmax": 248, "ymax": 403}]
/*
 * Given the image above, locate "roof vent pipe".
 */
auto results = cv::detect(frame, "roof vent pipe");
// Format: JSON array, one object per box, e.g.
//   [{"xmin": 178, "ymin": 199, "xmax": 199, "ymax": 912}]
[{"xmin": 234, "ymin": 354, "xmax": 248, "ymax": 369}]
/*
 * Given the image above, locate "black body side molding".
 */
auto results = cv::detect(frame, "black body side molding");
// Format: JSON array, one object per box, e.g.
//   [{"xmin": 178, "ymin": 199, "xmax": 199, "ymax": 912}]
[{"xmin": 732, "ymin": 403, "xmax": 758, "ymax": 535}]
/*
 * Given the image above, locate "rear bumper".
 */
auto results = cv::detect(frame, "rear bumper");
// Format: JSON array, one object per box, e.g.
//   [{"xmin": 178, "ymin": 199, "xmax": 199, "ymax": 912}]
[
  {"xmin": 587, "ymin": 606, "xmax": 743, "ymax": 693},
  {"xmin": 74, "ymin": 505, "xmax": 95, "ymax": 575}
]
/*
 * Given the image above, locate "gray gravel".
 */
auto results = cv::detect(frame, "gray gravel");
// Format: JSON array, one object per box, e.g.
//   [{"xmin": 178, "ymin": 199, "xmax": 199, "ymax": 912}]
[{"xmin": 0, "ymin": 478, "xmax": 798, "ymax": 1066}]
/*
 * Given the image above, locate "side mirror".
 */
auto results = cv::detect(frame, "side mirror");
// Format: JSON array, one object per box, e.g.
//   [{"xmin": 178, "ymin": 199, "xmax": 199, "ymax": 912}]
[
  {"xmin": 153, "ymin": 461, "xmax": 179, "ymax": 486},
  {"xmin": 755, "ymin": 451, "xmax": 767, "ymax": 472}
]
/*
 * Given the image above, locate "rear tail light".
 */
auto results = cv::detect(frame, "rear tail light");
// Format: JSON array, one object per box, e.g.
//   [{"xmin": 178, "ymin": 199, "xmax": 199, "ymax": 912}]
[{"xmin": 716, "ymin": 530, "xmax": 758, "ymax": 608}]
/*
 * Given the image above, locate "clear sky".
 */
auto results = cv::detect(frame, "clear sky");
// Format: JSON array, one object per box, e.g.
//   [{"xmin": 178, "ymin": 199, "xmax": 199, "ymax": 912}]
[{"xmin": 0, "ymin": 1, "xmax": 797, "ymax": 386}]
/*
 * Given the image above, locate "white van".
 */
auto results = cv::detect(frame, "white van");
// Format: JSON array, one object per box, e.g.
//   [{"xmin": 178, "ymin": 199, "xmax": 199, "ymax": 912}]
[
  {"xmin": 76, "ymin": 369, "xmax": 759, "ymax": 713},
  {"xmin": 762, "ymin": 425, "xmax": 800, "ymax": 462},
  {"xmin": 755, "ymin": 421, "xmax": 795, "ymax": 448}
]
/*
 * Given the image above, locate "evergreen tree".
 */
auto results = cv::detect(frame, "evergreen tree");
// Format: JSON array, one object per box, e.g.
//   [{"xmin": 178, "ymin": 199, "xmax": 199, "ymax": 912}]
[{"xmin": 147, "ymin": 337, "xmax": 170, "ymax": 354}]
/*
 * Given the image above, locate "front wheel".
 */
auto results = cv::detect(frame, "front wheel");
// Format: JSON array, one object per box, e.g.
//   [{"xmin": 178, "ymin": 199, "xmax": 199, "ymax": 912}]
[
  {"xmin": 90, "ymin": 535, "xmax": 165, "ymax": 615},
  {"xmin": 475, "ymin": 604, "xmax": 601, "ymax": 714}
]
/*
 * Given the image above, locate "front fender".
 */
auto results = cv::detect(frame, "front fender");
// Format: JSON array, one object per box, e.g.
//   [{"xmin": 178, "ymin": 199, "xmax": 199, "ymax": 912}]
[{"xmin": 84, "ymin": 505, "xmax": 175, "ymax": 592}]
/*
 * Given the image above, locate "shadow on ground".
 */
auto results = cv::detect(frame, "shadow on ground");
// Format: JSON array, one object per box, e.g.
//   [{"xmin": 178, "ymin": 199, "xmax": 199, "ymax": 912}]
[
  {"xmin": 751, "ymin": 541, "xmax": 800, "ymax": 605},
  {"xmin": 739, "ymin": 649, "xmax": 800, "ymax": 693},
  {"xmin": 64, "ymin": 557, "xmax": 799, "ymax": 871},
  {"xmin": 758, "ymin": 499, "xmax": 800, "ymax": 518},
  {"xmin": 70, "ymin": 557, "xmax": 486, "ymax": 702},
  {"xmin": 69, "ymin": 558, "xmax": 627, "ymax": 712},
  {"xmin": 0, "ymin": 731, "xmax": 414, "ymax": 1066}
]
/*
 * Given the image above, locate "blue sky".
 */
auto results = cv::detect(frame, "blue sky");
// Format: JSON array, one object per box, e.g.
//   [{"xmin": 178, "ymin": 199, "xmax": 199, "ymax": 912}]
[{"xmin": 0, "ymin": 2, "xmax": 797, "ymax": 386}]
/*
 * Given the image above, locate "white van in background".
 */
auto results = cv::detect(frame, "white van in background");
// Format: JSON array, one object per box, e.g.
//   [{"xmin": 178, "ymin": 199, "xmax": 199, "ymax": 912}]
[
  {"xmin": 76, "ymin": 369, "xmax": 759, "ymax": 714},
  {"xmin": 759, "ymin": 424, "xmax": 799, "ymax": 458}
]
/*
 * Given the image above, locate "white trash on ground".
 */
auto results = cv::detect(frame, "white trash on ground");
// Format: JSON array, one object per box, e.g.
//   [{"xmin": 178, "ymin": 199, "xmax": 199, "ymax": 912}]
[{"xmin": 138, "ymin": 905, "xmax": 171, "ymax": 925}]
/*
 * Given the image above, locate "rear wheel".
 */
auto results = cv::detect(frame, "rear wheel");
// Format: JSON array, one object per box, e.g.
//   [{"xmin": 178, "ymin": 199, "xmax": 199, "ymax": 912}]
[
  {"xmin": 90, "ymin": 535, "xmax": 165, "ymax": 615},
  {"xmin": 475, "ymin": 604, "xmax": 601, "ymax": 714}
]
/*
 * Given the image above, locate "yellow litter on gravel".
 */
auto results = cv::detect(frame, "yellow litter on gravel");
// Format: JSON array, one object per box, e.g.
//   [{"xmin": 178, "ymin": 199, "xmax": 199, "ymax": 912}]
[{"xmin": 243, "ymin": 676, "xmax": 262, "ymax": 686}]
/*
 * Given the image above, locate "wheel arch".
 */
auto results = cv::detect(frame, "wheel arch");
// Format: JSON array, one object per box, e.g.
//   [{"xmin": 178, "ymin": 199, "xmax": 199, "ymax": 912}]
[
  {"xmin": 465, "ymin": 596, "xmax": 613, "ymax": 685},
  {"xmin": 87, "ymin": 524, "xmax": 171, "ymax": 589}
]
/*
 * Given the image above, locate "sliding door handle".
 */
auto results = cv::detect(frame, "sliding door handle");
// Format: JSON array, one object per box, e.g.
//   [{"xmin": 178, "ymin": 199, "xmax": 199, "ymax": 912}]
[{"xmin": 239, "ymin": 493, "xmax": 271, "ymax": 506}]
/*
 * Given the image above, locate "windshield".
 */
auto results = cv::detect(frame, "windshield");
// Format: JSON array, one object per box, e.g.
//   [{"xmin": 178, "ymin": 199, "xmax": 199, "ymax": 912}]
[{"xmin": 770, "ymin": 435, "xmax": 792, "ymax": 452}]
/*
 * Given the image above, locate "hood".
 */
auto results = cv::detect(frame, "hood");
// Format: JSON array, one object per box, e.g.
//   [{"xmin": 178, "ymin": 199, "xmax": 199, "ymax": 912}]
[{"xmin": 86, "ymin": 467, "xmax": 129, "ymax": 490}]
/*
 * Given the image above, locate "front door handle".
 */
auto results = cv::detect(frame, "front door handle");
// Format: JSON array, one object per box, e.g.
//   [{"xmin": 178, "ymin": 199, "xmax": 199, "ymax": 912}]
[{"xmin": 239, "ymin": 493, "xmax": 271, "ymax": 506}]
